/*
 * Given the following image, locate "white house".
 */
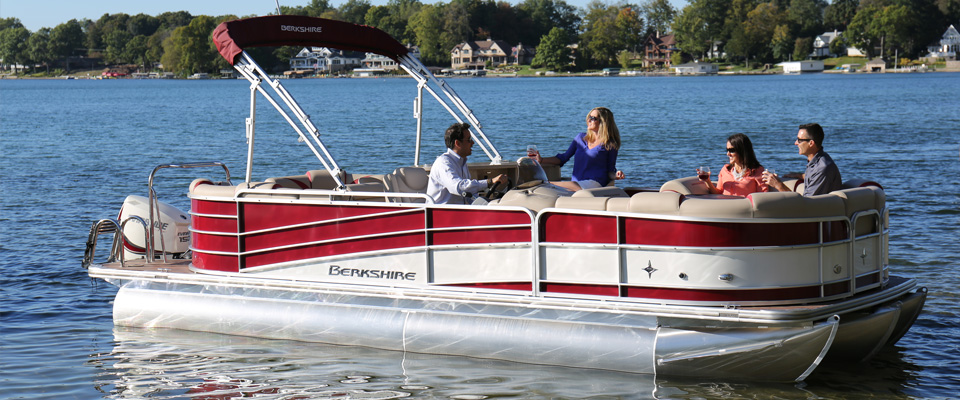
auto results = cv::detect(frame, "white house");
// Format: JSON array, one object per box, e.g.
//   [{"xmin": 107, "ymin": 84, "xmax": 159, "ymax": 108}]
[
  {"xmin": 672, "ymin": 61, "xmax": 718, "ymax": 75},
  {"xmin": 779, "ymin": 60, "xmax": 824, "ymax": 73},
  {"xmin": 289, "ymin": 47, "xmax": 364, "ymax": 74},
  {"xmin": 927, "ymin": 24, "xmax": 960, "ymax": 60},
  {"xmin": 810, "ymin": 30, "xmax": 840, "ymax": 58}
]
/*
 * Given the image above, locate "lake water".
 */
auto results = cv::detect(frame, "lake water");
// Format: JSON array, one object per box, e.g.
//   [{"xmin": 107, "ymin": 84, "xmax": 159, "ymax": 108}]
[{"xmin": 1, "ymin": 73, "xmax": 958, "ymax": 399}]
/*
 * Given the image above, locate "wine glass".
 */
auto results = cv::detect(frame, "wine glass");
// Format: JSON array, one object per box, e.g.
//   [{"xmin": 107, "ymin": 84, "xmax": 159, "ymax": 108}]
[
  {"xmin": 697, "ymin": 166, "xmax": 711, "ymax": 181},
  {"xmin": 526, "ymin": 145, "xmax": 539, "ymax": 158}
]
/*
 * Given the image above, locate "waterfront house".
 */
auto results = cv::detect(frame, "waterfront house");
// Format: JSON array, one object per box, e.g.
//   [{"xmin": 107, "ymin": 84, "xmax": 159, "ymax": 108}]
[
  {"xmin": 289, "ymin": 47, "xmax": 364, "ymax": 75},
  {"xmin": 780, "ymin": 60, "xmax": 825, "ymax": 73},
  {"xmin": 642, "ymin": 33, "xmax": 676, "ymax": 69},
  {"xmin": 451, "ymin": 39, "xmax": 512, "ymax": 70},
  {"xmin": 360, "ymin": 45, "xmax": 420, "ymax": 72},
  {"xmin": 811, "ymin": 30, "xmax": 841, "ymax": 58},
  {"xmin": 511, "ymin": 43, "xmax": 536, "ymax": 65},
  {"xmin": 671, "ymin": 61, "xmax": 718, "ymax": 75},
  {"xmin": 926, "ymin": 24, "xmax": 959, "ymax": 60}
]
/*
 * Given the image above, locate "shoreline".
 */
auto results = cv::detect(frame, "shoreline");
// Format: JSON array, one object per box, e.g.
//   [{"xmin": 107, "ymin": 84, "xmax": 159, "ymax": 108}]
[{"xmin": 3, "ymin": 68, "xmax": 957, "ymax": 80}]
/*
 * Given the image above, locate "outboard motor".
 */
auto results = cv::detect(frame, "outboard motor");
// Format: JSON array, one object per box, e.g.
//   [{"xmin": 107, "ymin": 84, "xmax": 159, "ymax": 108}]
[{"xmin": 118, "ymin": 195, "xmax": 190, "ymax": 260}]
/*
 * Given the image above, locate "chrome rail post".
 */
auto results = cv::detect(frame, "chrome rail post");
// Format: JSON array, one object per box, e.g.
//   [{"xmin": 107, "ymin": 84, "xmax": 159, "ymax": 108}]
[
  {"xmin": 245, "ymin": 73, "xmax": 258, "ymax": 184},
  {"xmin": 147, "ymin": 162, "xmax": 231, "ymax": 263},
  {"xmin": 414, "ymin": 80, "xmax": 424, "ymax": 166}
]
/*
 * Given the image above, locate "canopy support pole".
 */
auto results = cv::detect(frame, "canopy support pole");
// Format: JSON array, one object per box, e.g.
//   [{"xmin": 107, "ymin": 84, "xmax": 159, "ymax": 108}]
[
  {"xmin": 398, "ymin": 55, "xmax": 502, "ymax": 165},
  {"xmin": 244, "ymin": 77, "xmax": 258, "ymax": 184},
  {"xmin": 414, "ymin": 81, "xmax": 424, "ymax": 166},
  {"xmin": 234, "ymin": 51, "xmax": 345, "ymax": 189}
]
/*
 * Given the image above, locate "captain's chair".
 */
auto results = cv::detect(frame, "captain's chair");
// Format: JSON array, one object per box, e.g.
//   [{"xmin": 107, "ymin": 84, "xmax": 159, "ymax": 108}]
[{"xmin": 384, "ymin": 167, "xmax": 430, "ymax": 203}]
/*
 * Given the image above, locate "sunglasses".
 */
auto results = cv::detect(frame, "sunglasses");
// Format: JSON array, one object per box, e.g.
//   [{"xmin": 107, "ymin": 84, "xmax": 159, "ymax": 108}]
[
  {"xmin": 726, "ymin": 147, "xmax": 736, "ymax": 153},
  {"xmin": 796, "ymin": 138, "xmax": 813, "ymax": 143},
  {"xmin": 587, "ymin": 116, "xmax": 600, "ymax": 123}
]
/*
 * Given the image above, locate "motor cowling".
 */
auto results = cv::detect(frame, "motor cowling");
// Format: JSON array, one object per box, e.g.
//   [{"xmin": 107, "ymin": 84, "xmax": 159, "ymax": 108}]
[{"xmin": 118, "ymin": 195, "xmax": 190, "ymax": 260}]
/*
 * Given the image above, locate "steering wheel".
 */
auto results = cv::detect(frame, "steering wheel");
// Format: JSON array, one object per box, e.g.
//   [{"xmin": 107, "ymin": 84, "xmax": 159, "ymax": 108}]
[{"xmin": 486, "ymin": 177, "xmax": 513, "ymax": 201}]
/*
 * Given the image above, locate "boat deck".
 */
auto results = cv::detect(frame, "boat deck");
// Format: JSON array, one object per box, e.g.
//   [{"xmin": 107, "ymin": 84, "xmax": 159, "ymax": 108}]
[{"xmin": 90, "ymin": 258, "xmax": 917, "ymax": 321}]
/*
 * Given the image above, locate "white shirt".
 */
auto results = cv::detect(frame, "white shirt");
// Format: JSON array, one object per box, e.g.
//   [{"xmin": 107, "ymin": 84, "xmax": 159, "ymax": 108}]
[{"xmin": 427, "ymin": 149, "xmax": 489, "ymax": 204}]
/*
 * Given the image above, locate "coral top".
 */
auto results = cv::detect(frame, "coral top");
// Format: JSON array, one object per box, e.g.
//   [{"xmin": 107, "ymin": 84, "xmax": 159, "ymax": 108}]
[{"xmin": 717, "ymin": 164, "xmax": 769, "ymax": 197}]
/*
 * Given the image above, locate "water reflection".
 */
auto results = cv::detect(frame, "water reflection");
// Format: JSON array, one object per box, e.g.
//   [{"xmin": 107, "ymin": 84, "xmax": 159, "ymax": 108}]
[
  {"xmin": 97, "ymin": 327, "xmax": 662, "ymax": 399},
  {"xmin": 91, "ymin": 327, "xmax": 934, "ymax": 399}
]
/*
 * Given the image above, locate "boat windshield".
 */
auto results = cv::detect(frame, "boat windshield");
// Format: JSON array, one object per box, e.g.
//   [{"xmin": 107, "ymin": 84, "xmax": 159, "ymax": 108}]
[{"xmin": 517, "ymin": 157, "xmax": 550, "ymax": 184}]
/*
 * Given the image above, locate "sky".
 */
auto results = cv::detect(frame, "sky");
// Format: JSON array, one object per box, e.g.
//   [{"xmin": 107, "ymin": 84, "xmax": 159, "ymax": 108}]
[{"xmin": 2, "ymin": 0, "xmax": 688, "ymax": 32}]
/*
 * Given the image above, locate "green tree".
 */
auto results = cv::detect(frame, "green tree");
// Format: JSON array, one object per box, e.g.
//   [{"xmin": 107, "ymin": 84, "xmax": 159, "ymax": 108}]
[
  {"xmin": 787, "ymin": 0, "xmax": 826, "ymax": 38},
  {"xmin": 672, "ymin": 4, "xmax": 711, "ymax": 57},
  {"xmin": 793, "ymin": 36, "xmax": 813, "ymax": 60},
  {"xmin": 531, "ymin": 26, "xmax": 570, "ymax": 70},
  {"xmin": 771, "ymin": 24, "xmax": 794, "ymax": 60},
  {"xmin": 0, "ymin": 26, "xmax": 30, "ymax": 72},
  {"xmin": 157, "ymin": 11, "xmax": 193, "ymax": 30},
  {"xmin": 339, "ymin": 0, "xmax": 373, "ymax": 24},
  {"xmin": 846, "ymin": 2, "xmax": 920, "ymax": 58},
  {"xmin": 616, "ymin": 49, "xmax": 633, "ymax": 69},
  {"xmin": 641, "ymin": 0, "xmax": 676, "ymax": 36},
  {"xmin": 517, "ymin": 0, "xmax": 581, "ymax": 46},
  {"xmin": 615, "ymin": 6, "xmax": 644, "ymax": 53},
  {"xmin": 122, "ymin": 35, "xmax": 150, "ymax": 67},
  {"xmin": 103, "ymin": 29, "xmax": 132, "ymax": 64},
  {"xmin": 127, "ymin": 13, "xmax": 160, "ymax": 36},
  {"xmin": 26, "ymin": 28, "xmax": 53, "ymax": 72},
  {"xmin": 281, "ymin": 0, "xmax": 333, "ymax": 17},
  {"xmin": 441, "ymin": 1, "xmax": 472, "ymax": 52},
  {"xmin": 581, "ymin": 1, "xmax": 622, "ymax": 65},
  {"xmin": 823, "ymin": 0, "xmax": 858, "ymax": 31},
  {"xmin": 161, "ymin": 15, "xmax": 218, "ymax": 75},
  {"xmin": 409, "ymin": 4, "xmax": 444, "ymax": 65},
  {"xmin": 49, "ymin": 19, "xmax": 85, "ymax": 70},
  {"xmin": 727, "ymin": 2, "xmax": 785, "ymax": 66}
]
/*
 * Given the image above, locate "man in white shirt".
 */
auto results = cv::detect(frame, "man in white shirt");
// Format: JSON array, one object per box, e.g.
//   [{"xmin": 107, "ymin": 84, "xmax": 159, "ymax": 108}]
[{"xmin": 427, "ymin": 123, "xmax": 507, "ymax": 204}]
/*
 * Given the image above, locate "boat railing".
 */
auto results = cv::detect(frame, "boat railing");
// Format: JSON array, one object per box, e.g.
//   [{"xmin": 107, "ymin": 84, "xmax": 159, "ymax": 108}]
[
  {"xmin": 147, "ymin": 162, "xmax": 231, "ymax": 263},
  {"xmin": 82, "ymin": 215, "xmax": 148, "ymax": 269}
]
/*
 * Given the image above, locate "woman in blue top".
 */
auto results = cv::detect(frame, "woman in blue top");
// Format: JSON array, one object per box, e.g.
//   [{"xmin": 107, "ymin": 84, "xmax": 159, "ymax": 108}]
[{"xmin": 534, "ymin": 107, "xmax": 625, "ymax": 191}]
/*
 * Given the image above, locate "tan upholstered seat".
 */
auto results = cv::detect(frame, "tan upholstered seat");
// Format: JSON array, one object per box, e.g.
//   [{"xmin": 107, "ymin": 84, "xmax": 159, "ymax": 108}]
[
  {"xmin": 383, "ymin": 167, "xmax": 430, "ymax": 203},
  {"xmin": 659, "ymin": 176, "xmax": 711, "ymax": 195},
  {"xmin": 555, "ymin": 196, "xmax": 609, "ymax": 211},
  {"xmin": 573, "ymin": 186, "xmax": 629, "ymax": 198},
  {"xmin": 629, "ymin": 192, "xmax": 683, "ymax": 215},
  {"xmin": 266, "ymin": 175, "xmax": 311, "ymax": 189},
  {"xmin": 306, "ymin": 169, "xmax": 348, "ymax": 189}
]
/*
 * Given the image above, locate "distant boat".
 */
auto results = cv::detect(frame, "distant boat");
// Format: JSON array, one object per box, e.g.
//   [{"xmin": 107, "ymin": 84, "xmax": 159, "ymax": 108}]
[{"xmin": 187, "ymin": 73, "xmax": 210, "ymax": 79}]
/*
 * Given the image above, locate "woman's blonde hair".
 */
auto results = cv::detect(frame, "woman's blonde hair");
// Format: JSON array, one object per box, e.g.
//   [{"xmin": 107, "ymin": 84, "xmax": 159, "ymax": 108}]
[{"xmin": 586, "ymin": 107, "xmax": 621, "ymax": 151}]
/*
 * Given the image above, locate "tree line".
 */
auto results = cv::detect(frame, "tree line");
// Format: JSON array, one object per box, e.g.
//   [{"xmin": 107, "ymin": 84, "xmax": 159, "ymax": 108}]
[{"xmin": 1, "ymin": 0, "xmax": 957, "ymax": 76}]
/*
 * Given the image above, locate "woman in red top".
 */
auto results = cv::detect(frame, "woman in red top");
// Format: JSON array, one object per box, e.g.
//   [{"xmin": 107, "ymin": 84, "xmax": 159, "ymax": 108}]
[{"xmin": 703, "ymin": 133, "xmax": 769, "ymax": 197}]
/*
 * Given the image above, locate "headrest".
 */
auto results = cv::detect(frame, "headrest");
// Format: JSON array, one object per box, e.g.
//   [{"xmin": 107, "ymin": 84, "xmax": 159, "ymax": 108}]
[
  {"xmin": 629, "ymin": 192, "xmax": 682, "ymax": 215},
  {"xmin": 660, "ymin": 176, "xmax": 710, "ymax": 195},
  {"xmin": 397, "ymin": 167, "xmax": 429, "ymax": 190}
]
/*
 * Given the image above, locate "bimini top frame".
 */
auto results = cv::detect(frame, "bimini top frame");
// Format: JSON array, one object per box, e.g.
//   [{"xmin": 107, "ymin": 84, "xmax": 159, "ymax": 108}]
[{"xmin": 212, "ymin": 15, "xmax": 503, "ymax": 188}]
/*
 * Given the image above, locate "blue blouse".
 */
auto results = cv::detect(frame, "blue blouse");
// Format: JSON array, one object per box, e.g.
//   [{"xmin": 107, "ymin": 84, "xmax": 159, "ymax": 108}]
[{"xmin": 555, "ymin": 132, "xmax": 619, "ymax": 186}]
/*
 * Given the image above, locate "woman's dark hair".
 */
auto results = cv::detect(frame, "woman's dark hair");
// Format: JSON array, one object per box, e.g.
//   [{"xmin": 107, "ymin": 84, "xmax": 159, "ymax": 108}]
[
  {"xmin": 727, "ymin": 133, "xmax": 761, "ymax": 170},
  {"xmin": 444, "ymin": 122, "xmax": 471, "ymax": 149}
]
